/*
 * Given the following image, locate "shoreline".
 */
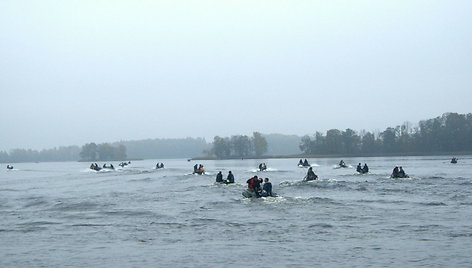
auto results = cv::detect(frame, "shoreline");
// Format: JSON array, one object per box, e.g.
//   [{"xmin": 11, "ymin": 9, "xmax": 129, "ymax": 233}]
[{"xmin": 190, "ymin": 151, "xmax": 472, "ymax": 161}]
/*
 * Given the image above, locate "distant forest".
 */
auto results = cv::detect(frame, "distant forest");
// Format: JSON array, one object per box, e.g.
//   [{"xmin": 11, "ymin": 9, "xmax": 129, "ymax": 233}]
[
  {"xmin": 0, "ymin": 146, "xmax": 81, "ymax": 163},
  {"xmin": 1, "ymin": 112, "xmax": 470, "ymax": 163},
  {"xmin": 79, "ymin": 143, "xmax": 127, "ymax": 161},
  {"xmin": 300, "ymin": 112, "xmax": 472, "ymax": 155},
  {"xmin": 208, "ymin": 132, "xmax": 268, "ymax": 159}
]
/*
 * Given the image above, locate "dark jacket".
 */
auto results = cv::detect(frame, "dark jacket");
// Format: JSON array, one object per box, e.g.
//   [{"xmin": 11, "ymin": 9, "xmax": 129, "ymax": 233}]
[
  {"xmin": 306, "ymin": 169, "xmax": 318, "ymax": 181},
  {"xmin": 226, "ymin": 173, "xmax": 234, "ymax": 183},
  {"xmin": 262, "ymin": 182, "xmax": 272, "ymax": 196},
  {"xmin": 216, "ymin": 172, "xmax": 223, "ymax": 183}
]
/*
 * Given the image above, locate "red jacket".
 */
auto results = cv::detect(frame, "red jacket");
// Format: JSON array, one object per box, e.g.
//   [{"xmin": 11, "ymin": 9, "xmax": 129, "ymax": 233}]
[{"xmin": 247, "ymin": 177, "xmax": 256, "ymax": 189}]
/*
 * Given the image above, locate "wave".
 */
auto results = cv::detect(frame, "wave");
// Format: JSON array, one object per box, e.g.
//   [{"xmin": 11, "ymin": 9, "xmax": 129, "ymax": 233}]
[
  {"xmin": 70, "ymin": 223, "xmax": 113, "ymax": 227},
  {"xmin": 128, "ymin": 177, "xmax": 153, "ymax": 183},
  {"xmin": 100, "ymin": 209, "xmax": 157, "ymax": 217},
  {"xmin": 248, "ymin": 168, "xmax": 282, "ymax": 173},
  {"xmin": 52, "ymin": 201, "xmax": 101, "ymax": 212},
  {"xmin": 22, "ymin": 199, "xmax": 49, "ymax": 208},
  {"xmin": 0, "ymin": 188, "xmax": 20, "ymax": 192},
  {"xmin": 280, "ymin": 196, "xmax": 343, "ymax": 205},
  {"xmin": 17, "ymin": 220, "xmax": 61, "ymax": 226},
  {"xmin": 420, "ymin": 201, "xmax": 447, "ymax": 206},
  {"xmin": 308, "ymin": 223, "xmax": 334, "ymax": 228},
  {"xmin": 279, "ymin": 179, "xmax": 365, "ymax": 192}
]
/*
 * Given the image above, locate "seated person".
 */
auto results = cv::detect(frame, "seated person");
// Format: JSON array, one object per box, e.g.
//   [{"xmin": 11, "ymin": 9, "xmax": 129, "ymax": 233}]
[
  {"xmin": 216, "ymin": 171, "xmax": 223, "ymax": 183},
  {"xmin": 362, "ymin": 163, "xmax": 369, "ymax": 173},
  {"xmin": 260, "ymin": 178, "xmax": 273, "ymax": 197},
  {"xmin": 398, "ymin": 166, "xmax": 406, "ymax": 177},
  {"xmin": 305, "ymin": 167, "xmax": 318, "ymax": 181},
  {"xmin": 392, "ymin": 166, "xmax": 399, "ymax": 177},
  {"xmin": 356, "ymin": 163, "xmax": 362, "ymax": 173},
  {"xmin": 225, "ymin": 171, "xmax": 235, "ymax": 184}
]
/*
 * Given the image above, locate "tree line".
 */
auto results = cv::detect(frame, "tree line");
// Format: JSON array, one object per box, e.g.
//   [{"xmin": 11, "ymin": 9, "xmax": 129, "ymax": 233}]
[
  {"xmin": 208, "ymin": 132, "xmax": 268, "ymax": 159},
  {"xmin": 0, "ymin": 146, "xmax": 81, "ymax": 163},
  {"xmin": 1, "ymin": 113, "xmax": 471, "ymax": 163},
  {"xmin": 79, "ymin": 143, "xmax": 127, "ymax": 161},
  {"xmin": 299, "ymin": 112, "xmax": 472, "ymax": 155}
]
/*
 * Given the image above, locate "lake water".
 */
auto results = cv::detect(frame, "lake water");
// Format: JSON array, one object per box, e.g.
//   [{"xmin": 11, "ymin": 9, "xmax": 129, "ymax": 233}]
[{"xmin": 1, "ymin": 156, "xmax": 471, "ymax": 267}]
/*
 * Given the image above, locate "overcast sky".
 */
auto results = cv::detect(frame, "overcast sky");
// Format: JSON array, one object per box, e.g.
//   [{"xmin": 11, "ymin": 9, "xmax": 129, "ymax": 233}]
[{"xmin": 1, "ymin": 0, "xmax": 471, "ymax": 150}]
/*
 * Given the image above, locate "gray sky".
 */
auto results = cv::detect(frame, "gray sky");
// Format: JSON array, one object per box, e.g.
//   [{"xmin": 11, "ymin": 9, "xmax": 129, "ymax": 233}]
[{"xmin": 1, "ymin": 0, "xmax": 471, "ymax": 151}]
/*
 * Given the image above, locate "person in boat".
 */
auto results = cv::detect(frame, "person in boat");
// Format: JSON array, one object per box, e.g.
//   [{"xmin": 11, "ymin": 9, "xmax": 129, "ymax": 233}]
[
  {"xmin": 339, "ymin": 160, "xmax": 346, "ymax": 167},
  {"xmin": 110, "ymin": 164, "xmax": 115, "ymax": 170},
  {"xmin": 356, "ymin": 163, "xmax": 362, "ymax": 173},
  {"xmin": 198, "ymin": 165, "xmax": 204, "ymax": 174},
  {"xmin": 225, "ymin": 171, "xmax": 235, "ymax": 184},
  {"xmin": 216, "ymin": 171, "xmax": 223, "ymax": 183},
  {"xmin": 260, "ymin": 178, "xmax": 273, "ymax": 197},
  {"xmin": 193, "ymin": 164, "xmax": 198, "ymax": 173},
  {"xmin": 247, "ymin": 175, "xmax": 256, "ymax": 190},
  {"xmin": 398, "ymin": 166, "xmax": 406, "ymax": 177},
  {"xmin": 259, "ymin": 163, "xmax": 267, "ymax": 171},
  {"xmin": 253, "ymin": 176, "xmax": 262, "ymax": 196},
  {"xmin": 392, "ymin": 166, "xmax": 399, "ymax": 177},
  {"xmin": 246, "ymin": 175, "xmax": 261, "ymax": 197},
  {"xmin": 90, "ymin": 163, "xmax": 101, "ymax": 171},
  {"xmin": 303, "ymin": 159, "xmax": 309, "ymax": 167},
  {"xmin": 160, "ymin": 163, "xmax": 164, "ymax": 168},
  {"xmin": 305, "ymin": 167, "xmax": 318, "ymax": 181},
  {"xmin": 7, "ymin": 165, "xmax": 13, "ymax": 170},
  {"xmin": 298, "ymin": 159, "xmax": 303, "ymax": 166},
  {"xmin": 362, "ymin": 163, "xmax": 369, "ymax": 173},
  {"xmin": 451, "ymin": 157, "xmax": 458, "ymax": 164}
]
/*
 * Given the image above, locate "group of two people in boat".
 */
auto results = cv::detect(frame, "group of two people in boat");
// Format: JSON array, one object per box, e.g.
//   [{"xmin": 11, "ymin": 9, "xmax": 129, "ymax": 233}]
[
  {"xmin": 215, "ymin": 171, "xmax": 234, "ymax": 184},
  {"xmin": 246, "ymin": 175, "xmax": 273, "ymax": 197},
  {"xmin": 356, "ymin": 163, "xmax": 369, "ymax": 174}
]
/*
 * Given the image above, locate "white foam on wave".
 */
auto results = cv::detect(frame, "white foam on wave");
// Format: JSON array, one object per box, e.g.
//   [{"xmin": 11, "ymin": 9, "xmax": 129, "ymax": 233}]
[
  {"xmin": 261, "ymin": 195, "xmax": 285, "ymax": 203},
  {"xmin": 249, "ymin": 168, "xmax": 279, "ymax": 173}
]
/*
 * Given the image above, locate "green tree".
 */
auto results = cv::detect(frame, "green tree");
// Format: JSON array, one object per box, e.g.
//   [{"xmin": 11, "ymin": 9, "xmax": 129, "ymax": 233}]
[
  {"xmin": 213, "ymin": 136, "xmax": 231, "ymax": 159},
  {"xmin": 299, "ymin": 135, "xmax": 314, "ymax": 154},
  {"xmin": 80, "ymin": 143, "xmax": 98, "ymax": 161},
  {"xmin": 380, "ymin": 127, "xmax": 397, "ymax": 153},
  {"xmin": 231, "ymin": 135, "xmax": 252, "ymax": 157},
  {"xmin": 97, "ymin": 143, "xmax": 115, "ymax": 160},
  {"xmin": 252, "ymin": 132, "xmax": 268, "ymax": 157},
  {"xmin": 325, "ymin": 129, "xmax": 343, "ymax": 154},
  {"xmin": 361, "ymin": 132, "xmax": 378, "ymax": 153},
  {"xmin": 342, "ymin": 128, "xmax": 360, "ymax": 154}
]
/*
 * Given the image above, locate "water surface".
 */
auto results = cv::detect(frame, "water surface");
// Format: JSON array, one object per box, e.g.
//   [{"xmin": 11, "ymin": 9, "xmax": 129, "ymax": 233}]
[{"xmin": 1, "ymin": 156, "xmax": 471, "ymax": 267}]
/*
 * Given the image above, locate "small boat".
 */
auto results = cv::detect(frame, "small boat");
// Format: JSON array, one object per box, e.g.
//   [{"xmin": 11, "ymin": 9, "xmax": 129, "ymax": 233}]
[
  {"xmin": 391, "ymin": 173, "xmax": 409, "ymax": 179},
  {"xmin": 242, "ymin": 190, "xmax": 277, "ymax": 198},
  {"xmin": 193, "ymin": 168, "xmax": 205, "ymax": 175}
]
